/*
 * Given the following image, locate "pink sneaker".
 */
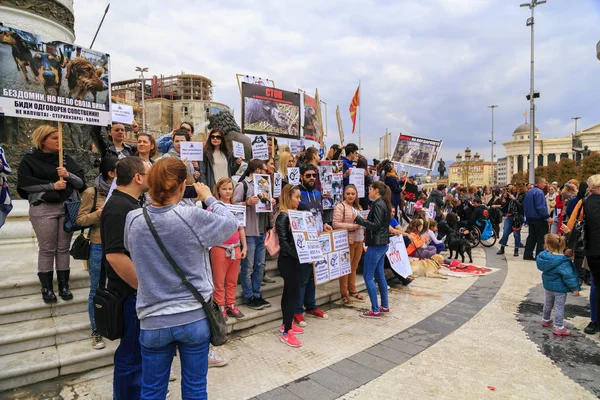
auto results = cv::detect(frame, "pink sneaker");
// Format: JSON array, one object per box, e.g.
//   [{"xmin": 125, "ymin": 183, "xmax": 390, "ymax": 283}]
[
  {"xmin": 360, "ymin": 310, "xmax": 381, "ymax": 319},
  {"xmin": 380, "ymin": 307, "xmax": 390, "ymax": 314},
  {"xmin": 306, "ymin": 308, "xmax": 329, "ymax": 320},
  {"xmin": 553, "ymin": 327, "xmax": 572, "ymax": 336},
  {"xmin": 541, "ymin": 319, "xmax": 553, "ymax": 327},
  {"xmin": 280, "ymin": 322, "xmax": 304, "ymax": 334},
  {"xmin": 293, "ymin": 313, "xmax": 307, "ymax": 327},
  {"xmin": 281, "ymin": 331, "xmax": 302, "ymax": 347}
]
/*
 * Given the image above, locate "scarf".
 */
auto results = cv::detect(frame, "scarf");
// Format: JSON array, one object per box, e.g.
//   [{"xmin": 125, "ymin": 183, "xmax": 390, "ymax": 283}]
[
  {"xmin": 94, "ymin": 175, "xmax": 112, "ymax": 195},
  {"xmin": 17, "ymin": 149, "xmax": 85, "ymax": 203}
]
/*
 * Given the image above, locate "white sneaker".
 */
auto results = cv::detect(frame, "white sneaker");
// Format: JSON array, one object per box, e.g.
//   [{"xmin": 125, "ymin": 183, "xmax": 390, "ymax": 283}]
[
  {"xmin": 208, "ymin": 350, "xmax": 228, "ymax": 368},
  {"xmin": 91, "ymin": 332, "xmax": 105, "ymax": 350}
]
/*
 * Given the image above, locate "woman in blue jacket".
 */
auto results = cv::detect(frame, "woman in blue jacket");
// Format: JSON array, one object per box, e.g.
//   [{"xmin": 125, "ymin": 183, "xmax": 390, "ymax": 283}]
[{"xmin": 537, "ymin": 234, "xmax": 580, "ymax": 337}]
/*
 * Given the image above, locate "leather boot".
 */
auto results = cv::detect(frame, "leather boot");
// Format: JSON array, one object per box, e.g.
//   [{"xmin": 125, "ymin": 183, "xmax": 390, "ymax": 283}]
[
  {"xmin": 57, "ymin": 270, "xmax": 73, "ymax": 300},
  {"xmin": 38, "ymin": 271, "xmax": 57, "ymax": 304},
  {"xmin": 514, "ymin": 248, "xmax": 519, "ymax": 257},
  {"xmin": 496, "ymin": 246, "xmax": 505, "ymax": 255}
]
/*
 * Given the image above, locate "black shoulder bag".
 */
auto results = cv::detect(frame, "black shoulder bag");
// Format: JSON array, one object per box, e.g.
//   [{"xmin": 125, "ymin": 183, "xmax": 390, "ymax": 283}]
[
  {"xmin": 70, "ymin": 188, "xmax": 98, "ymax": 260},
  {"xmin": 143, "ymin": 208, "xmax": 228, "ymax": 346},
  {"xmin": 567, "ymin": 197, "xmax": 587, "ymax": 258},
  {"xmin": 93, "ymin": 251, "xmax": 125, "ymax": 340}
]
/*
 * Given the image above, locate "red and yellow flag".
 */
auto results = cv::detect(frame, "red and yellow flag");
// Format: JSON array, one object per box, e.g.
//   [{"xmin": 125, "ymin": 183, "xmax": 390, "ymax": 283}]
[{"xmin": 349, "ymin": 85, "xmax": 360, "ymax": 133}]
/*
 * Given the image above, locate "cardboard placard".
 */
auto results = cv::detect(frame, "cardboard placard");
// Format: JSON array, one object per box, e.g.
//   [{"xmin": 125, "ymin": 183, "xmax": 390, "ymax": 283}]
[
  {"xmin": 386, "ymin": 236, "xmax": 412, "ymax": 279},
  {"xmin": 253, "ymin": 174, "xmax": 273, "ymax": 213},
  {"xmin": 293, "ymin": 232, "xmax": 311, "ymax": 263},
  {"xmin": 273, "ymin": 172, "xmax": 282, "ymax": 198},
  {"xmin": 288, "ymin": 167, "xmax": 300, "ymax": 185},
  {"xmin": 232, "ymin": 141, "xmax": 245, "ymax": 159},
  {"xmin": 328, "ymin": 252, "xmax": 341, "ymax": 280},
  {"xmin": 225, "ymin": 204, "xmax": 246, "ymax": 227},
  {"xmin": 339, "ymin": 249, "xmax": 351, "ymax": 276},
  {"xmin": 318, "ymin": 232, "xmax": 333, "ymax": 254},
  {"xmin": 179, "ymin": 142, "xmax": 204, "ymax": 161},
  {"xmin": 314, "ymin": 258, "xmax": 330, "ymax": 285},
  {"xmin": 307, "ymin": 240, "xmax": 324, "ymax": 262},
  {"xmin": 332, "ymin": 229, "xmax": 349, "ymax": 251},
  {"xmin": 111, "ymin": 103, "xmax": 134, "ymax": 124},
  {"xmin": 250, "ymin": 134, "xmax": 269, "ymax": 160},
  {"xmin": 290, "ymin": 140, "xmax": 305, "ymax": 156},
  {"xmin": 349, "ymin": 168, "xmax": 365, "ymax": 197}
]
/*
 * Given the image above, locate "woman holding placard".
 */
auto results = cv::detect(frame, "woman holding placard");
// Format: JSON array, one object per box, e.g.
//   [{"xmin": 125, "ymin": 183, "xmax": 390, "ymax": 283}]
[
  {"xmin": 277, "ymin": 151, "xmax": 296, "ymax": 186},
  {"xmin": 333, "ymin": 184, "xmax": 366, "ymax": 306},
  {"xmin": 200, "ymin": 128, "xmax": 242, "ymax": 190},
  {"xmin": 276, "ymin": 184, "xmax": 305, "ymax": 347},
  {"xmin": 353, "ymin": 181, "xmax": 392, "ymax": 319}
]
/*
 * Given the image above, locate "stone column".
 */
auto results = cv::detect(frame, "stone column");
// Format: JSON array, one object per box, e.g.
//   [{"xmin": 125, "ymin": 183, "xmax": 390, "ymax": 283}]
[{"xmin": 543, "ymin": 153, "xmax": 548, "ymax": 166}]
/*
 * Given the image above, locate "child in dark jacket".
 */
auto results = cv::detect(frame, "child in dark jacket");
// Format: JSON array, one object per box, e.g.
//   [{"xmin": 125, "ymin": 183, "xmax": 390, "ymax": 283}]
[{"xmin": 537, "ymin": 234, "xmax": 580, "ymax": 336}]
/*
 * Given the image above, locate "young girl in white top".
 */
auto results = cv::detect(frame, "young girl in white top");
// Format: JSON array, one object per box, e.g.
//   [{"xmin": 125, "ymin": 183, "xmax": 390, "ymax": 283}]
[{"xmin": 427, "ymin": 219, "xmax": 445, "ymax": 254}]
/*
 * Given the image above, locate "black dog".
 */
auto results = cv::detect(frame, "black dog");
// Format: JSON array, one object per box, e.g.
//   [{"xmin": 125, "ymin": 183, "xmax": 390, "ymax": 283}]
[
  {"xmin": 31, "ymin": 52, "xmax": 63, "ymax": 96},
  {"xmin": 447, "ymin": 230, "xmax": 473, "ymax": 264},
  {"xmin": 0, "ymin": 30, "xmax": 38, "ymax": 83}
]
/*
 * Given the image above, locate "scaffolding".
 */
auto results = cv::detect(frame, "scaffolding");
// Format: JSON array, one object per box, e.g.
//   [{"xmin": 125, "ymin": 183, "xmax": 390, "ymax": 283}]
[{"xmin": 111, "ymin": 73, "xmax": 213, "ymax": 104}]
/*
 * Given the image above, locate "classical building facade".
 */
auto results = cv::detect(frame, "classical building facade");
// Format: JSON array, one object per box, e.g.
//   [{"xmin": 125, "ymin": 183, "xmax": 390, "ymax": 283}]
[
  {"xmin": 502, "ymin": 122, "xmax": 600, "ymax": 181},
  {"xmin": 448, "ymin": 148, "xmax": 497, "ymax": 187},
  {"xmin": 497, "ymin": 157, "xmax": 507, "ymax": 186}
]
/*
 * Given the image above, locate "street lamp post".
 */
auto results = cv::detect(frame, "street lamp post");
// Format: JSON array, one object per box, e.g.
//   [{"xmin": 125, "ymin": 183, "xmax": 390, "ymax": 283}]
[
  {"xmin": 521, "ymin": 0, "xmax": 546, "ymax": 184},
  {"xmin": 571, "ymin": 116, "xmax": 581, "ymax": 160},
  {"xmin": 135, "ymin": 66, "xmax": 148, "ymax": 131},
  {"xmin": 488, "ymin": 104, "xmax": 498, "ymax": 185}
]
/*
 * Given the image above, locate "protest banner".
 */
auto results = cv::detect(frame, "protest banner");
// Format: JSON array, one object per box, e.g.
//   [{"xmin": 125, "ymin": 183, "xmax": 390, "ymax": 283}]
[
  {"xmin": 0, "ymin": 23, "xmax": 111, "ymax": 126},
  {"xmin": 331, "ymin": 229, "xmax": 349, "ymax": 251},
  {"xmin": 386, "ymin": 236, "xmax": 413, "ymax": 278},
  {"xmin": 111, "ymin": 103, "xmax": 133, "ymax": 124},
  {"xmin": 253, "ymin": 174, "xmax": 273, "ymax": 213},
  {"xmin": 225, "ymin": 204, "xmax": 246, "ymax": 227},
  {"xmin": 288, "ymin": 167, "xmax": 300, "ymax": 185},
  {"xmin": 314, "ymin": 258, "xmax": 330, "ymax": 285},
  {"xmin": 241, "ymin": 83, "xmax": 300, "ymax": 138},
  {"xmin": 232, "ymin": 141, "xmax": 245, "ymax": 159},
  {"xmin": 248, "ymin": 134, "xmax": 269, "ymax": 160},
  {"xmin": 303, "ymin": 93, "xmax": 323, "ymax": 142},
  {"xmin": 273, "ymin": 172, "xmax": 282, "ymax": 197},
  {"xmin": 391, "ymin": 134, "xmax": 443, "ymax": 171},
  {"xmin": 179, "ymin": 142, "xmax": 203, "ymax": 161},
  {"xmin": 349, "ymin": 168, "xmax": 365, "ymax": 197},
  {"xmin": 319, "ymin": 160, "xmax": 343, "ymax": 210}
]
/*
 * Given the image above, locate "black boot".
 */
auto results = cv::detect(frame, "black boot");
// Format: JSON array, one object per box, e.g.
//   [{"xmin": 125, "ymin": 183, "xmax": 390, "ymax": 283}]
[
  {"xmin": 38, "ymin": 271, "xmax": 57, "ymax": 304},
  {"xmin": 496, "ymin": 246, "xmax": 505, "ymax": 255},
  {"xmin": 57, "ymin": 270, "xmax": 73, "ymax": 300},
  {"xmin": 514, "ymin": 248, "xmax": 519, "ymax": 257}
]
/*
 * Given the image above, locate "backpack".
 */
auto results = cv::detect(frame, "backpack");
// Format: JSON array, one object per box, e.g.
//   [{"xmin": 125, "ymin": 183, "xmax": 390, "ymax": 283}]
[{"xmin": 479, "ymin": 219, "xmax": 493, "ymax": 241}]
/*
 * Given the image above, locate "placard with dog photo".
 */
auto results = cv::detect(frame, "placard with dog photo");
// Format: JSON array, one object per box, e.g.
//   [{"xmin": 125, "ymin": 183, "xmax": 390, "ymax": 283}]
[
  {"xmin": 0, "ymin": 23, "xmax": 111, "ymax": 126},
  {"xmin": 391, "ymin": 134, "xmax": 442, "ymax": 171},
  {"xmin": 318, "ymin": 232, "xmax": 333, "ymax": 254},
  {"xmin": 241, "ymin": 82, "xmax": 300, "ymax": 138},
  {"xmin": 339, "ymin": 249, "xmax": 351, "ymax": 276},
  {"xmin": 253, "ymin": 174, "xmax": 273, "ymax": 213},
  {"xmin": 225, "ymin": 204, "xmax": 246, "ymax": 227},
  {"xmin": 320, "ymin": 160, "xmax": 343, "ymax": 210},
  {"xmin": 288, "ymin": 210, "xmax": 308, "ymax": 231}
]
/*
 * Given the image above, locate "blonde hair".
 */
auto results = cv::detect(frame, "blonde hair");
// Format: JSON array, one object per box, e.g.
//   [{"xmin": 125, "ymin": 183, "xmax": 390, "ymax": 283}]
[
  {"xmin": 588, "ymin": 174, "xmax": 600, "ymax": 189},
  {"xmin": 544, "ymin": 233, "xmax": 566, "ymax": 254},
  {"xmin": 213, "ymin": 177, "xmax": 234, "ymax": 202},
  {"xmin": 278, "ymin": 151, "xmax": 294, "ymax": 177},
  {"xmin": 31, "ymin": 125, "xmax": 58, "ymax": 149},
  {"xmin": 279, "ymin": 184, "xmax": 299, "ymax": 212}
]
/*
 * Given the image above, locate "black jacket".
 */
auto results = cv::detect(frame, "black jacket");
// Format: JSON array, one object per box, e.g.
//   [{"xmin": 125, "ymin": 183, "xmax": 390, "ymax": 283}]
[
  {"xmin": 91, "ymin": 126, "xmax": 137, "ymax": 159},
  {"xmin": 354, "ymin": 197, "xmax": 390, "ymax": 246},
  {"xmin": 276, "ymin": 212, "xmax": 299, "ymax": 259},
  {"xmin": 200, "ymin": 151, "xmax": 241, "ymax": 189}
]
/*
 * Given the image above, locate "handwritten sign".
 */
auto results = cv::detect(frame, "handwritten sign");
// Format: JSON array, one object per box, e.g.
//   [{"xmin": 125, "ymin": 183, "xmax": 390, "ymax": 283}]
[
  {"xmin": 293, "ymin": 232, "xmax": 311, "ymax": 263},
  {"xmin": 250, "ymin": 134, "xmax": 269, "ymax": 160},
  {"xmin": 349, "ymin": 168, "xmax": 365, "ymax": 197},
  {"xmin": 179, "ymin": 142, "xmax": 204, "ymax": 161},
  {"xmin": 232, "ymin": 141, "xmax": 245, "ymax": 159},
  {"xmin": 340, "ymin": 249, "xmax": 351, "ymax": 276},
  {"xmin": 332, "ymin": 229, "xmax": 349, "ymax": 251},
  {"xmin": 314, "ymin": 258, "xmax": 330, "ymax": 285},
  {"xmin": 288, "ymin": 167, "xmax": 300, "ymax": 185},
  {"xmin": 386, "ymin": 236, "xmax": 412, "ymax": 279},
  {"xmin": 225, "ymin": 204, "xmax": 246, "ymax": 227},
  {"xmin": 328, "ymin": 252, "xmax": 341, "ymax": 280},
  {"xmin": 273, "ymin": 172, "xmax": 282, "ymax": 198}
]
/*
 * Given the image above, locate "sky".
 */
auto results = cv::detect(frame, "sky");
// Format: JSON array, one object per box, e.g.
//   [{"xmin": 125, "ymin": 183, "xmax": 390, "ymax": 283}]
[{"xmin": 72, "ymin": 0, "xmax": 600, "ymax": 171}]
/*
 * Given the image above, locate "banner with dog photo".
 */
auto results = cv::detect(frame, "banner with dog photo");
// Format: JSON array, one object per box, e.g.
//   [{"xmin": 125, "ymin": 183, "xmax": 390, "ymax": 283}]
[
  {"xmin": 241, "ymin": 82, "xmax": 301, "ymax": 139},
  {"xmin": 0, "ymin": 23, "xmax": 111, "ymax": 126},
  {"xmin": 302, "ymin": 93, "xmax": 323, "ymax": 142},
  {"xmin": 319, "ymin": 160, "xmax": 343, "ymax": 210},
  {"xmin": 391, "ymin": 134, "xmax": 442, "ymax": 171}
]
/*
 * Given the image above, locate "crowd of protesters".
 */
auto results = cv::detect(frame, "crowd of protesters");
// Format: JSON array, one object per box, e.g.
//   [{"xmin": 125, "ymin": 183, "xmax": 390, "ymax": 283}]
[{"xmin": 1, "ymin": 120, "xmax": 597, "ymax": 399}]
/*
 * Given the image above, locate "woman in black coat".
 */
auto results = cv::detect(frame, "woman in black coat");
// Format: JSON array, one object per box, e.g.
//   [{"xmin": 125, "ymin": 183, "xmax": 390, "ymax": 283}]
[{"xmin": 200, "ymin": 128, "xmax": 242, "ymax": 190}]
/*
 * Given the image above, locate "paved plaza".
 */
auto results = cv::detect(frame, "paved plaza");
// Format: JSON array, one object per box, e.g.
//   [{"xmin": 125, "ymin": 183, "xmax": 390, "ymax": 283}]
[{"xmin": 2, "ymin": 236, "xmax": 599, "ymax": 400}]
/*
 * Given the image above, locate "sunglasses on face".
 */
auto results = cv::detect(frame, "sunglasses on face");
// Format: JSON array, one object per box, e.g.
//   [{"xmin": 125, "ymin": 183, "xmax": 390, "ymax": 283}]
[
  {"xmin": 304, "ymin": 173, "xmax": 317, "ymax": 178},
  {"xmin": 210, "ymin": 135, "xmax": 222, "ymax": 140}
]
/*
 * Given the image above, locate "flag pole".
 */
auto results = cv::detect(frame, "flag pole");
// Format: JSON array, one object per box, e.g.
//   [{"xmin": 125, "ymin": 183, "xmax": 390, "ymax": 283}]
[{"xmin": 358, "ymin": 80, "xmax": 362, "ymax": 150}]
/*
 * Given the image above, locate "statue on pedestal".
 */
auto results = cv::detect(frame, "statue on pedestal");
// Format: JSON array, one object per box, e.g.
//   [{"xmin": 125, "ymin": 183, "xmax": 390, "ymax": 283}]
[
  {"xmin": 582, "ymin": 145, "xmax": 591, "ymax": 157},
  {"xmin": 437, "ymin": 158, "xmax": 446, "ymax": 178}
]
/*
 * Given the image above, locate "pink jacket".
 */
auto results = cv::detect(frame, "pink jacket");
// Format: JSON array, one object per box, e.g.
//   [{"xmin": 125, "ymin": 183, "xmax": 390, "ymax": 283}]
[{"xmin": 332, "ymin": 202, "xmax": 365, "ymax": 244}]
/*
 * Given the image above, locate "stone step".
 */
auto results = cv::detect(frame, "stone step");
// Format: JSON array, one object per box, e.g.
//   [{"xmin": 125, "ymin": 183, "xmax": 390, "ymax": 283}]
[
  {"xmin": 0, "ymin": 200, "xmax": 36, "ymax": 246},
  {"xmin": 0, "ymin": 277, "xmax": 367, "ymax": 391}
]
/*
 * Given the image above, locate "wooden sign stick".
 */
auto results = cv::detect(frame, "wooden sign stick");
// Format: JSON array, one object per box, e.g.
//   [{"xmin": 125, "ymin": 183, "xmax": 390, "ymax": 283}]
[{"xmin": 58, "ymin": 121, "xmax": 64, "ymax": 181}]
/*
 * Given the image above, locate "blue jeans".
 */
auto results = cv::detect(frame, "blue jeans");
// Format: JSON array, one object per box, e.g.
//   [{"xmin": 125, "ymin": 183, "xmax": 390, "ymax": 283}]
[
  {"xmin": 499, "ymin": 216, "xmax": 521, "ymax": 247},
  {"xmin": 114, "ymin": 295, "xmax": 142, "ymax": 400},
  {"xmin": 88, "ymin": 244, "xmax": 102, "ymax": 332},
  {"xmin": 241, "ymin": 233, "xmax": 265, "ymax": 301},
  {"xmin": 433, "ymin": 242, "xmax": 445, "ymax": 254},
  {"xmin": 591, "ymin": 279, "xmax": 597, "ymax": 323},
  {"xmin": 139, "ymin": 319, "xmax": 210, "ymax": 400},
  {"xmin": 296, "ymin": 263, "xmax": 317, "ymax": 314},
  {"xmin": 363, "ymin": 244, "xmax": 389, "ymax": 312}
]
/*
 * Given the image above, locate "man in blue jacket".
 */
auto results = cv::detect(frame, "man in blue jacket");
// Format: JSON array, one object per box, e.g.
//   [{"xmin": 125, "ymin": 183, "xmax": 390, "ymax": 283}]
[{"xmin": 523, "ymin": 177, "xmax": 553, "ymax": 260}]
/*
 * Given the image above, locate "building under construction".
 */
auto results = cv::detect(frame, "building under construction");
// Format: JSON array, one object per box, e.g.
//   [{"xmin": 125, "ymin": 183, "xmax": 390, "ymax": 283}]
[{"xmin": 111, "ymin": 73, "xmax": 230, "ymax": 138}]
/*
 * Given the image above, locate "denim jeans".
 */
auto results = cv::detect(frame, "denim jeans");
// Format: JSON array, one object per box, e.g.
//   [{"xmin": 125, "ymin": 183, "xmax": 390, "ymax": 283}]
[
  {"xmin": 241, "ymin": 233, "xmax": 265, "ymax": 301},
  {"xmin": 363, "ymin": 244, "xmax": 389, "ymax": 312},
  {"xmin": 499, "ymin": 216, "xmax": 521, "ymax": 247},
  {"xmin": 524, "ymin": 219, "xmax": 548, "ymax": 258},
  {"xmin": 296, "ymin": 263, "xmax": 317, "ymax": 314},
  {"xmin": 139, "ymin": 318, "xmax": 210, "ymax": 400},
  {"xmin": 87, "ymin": 244, "xmax": 102, "ymax": 332},
  {"xmin": 114, "ymin": 295, "xmax": 142, "ymax": 400}
]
